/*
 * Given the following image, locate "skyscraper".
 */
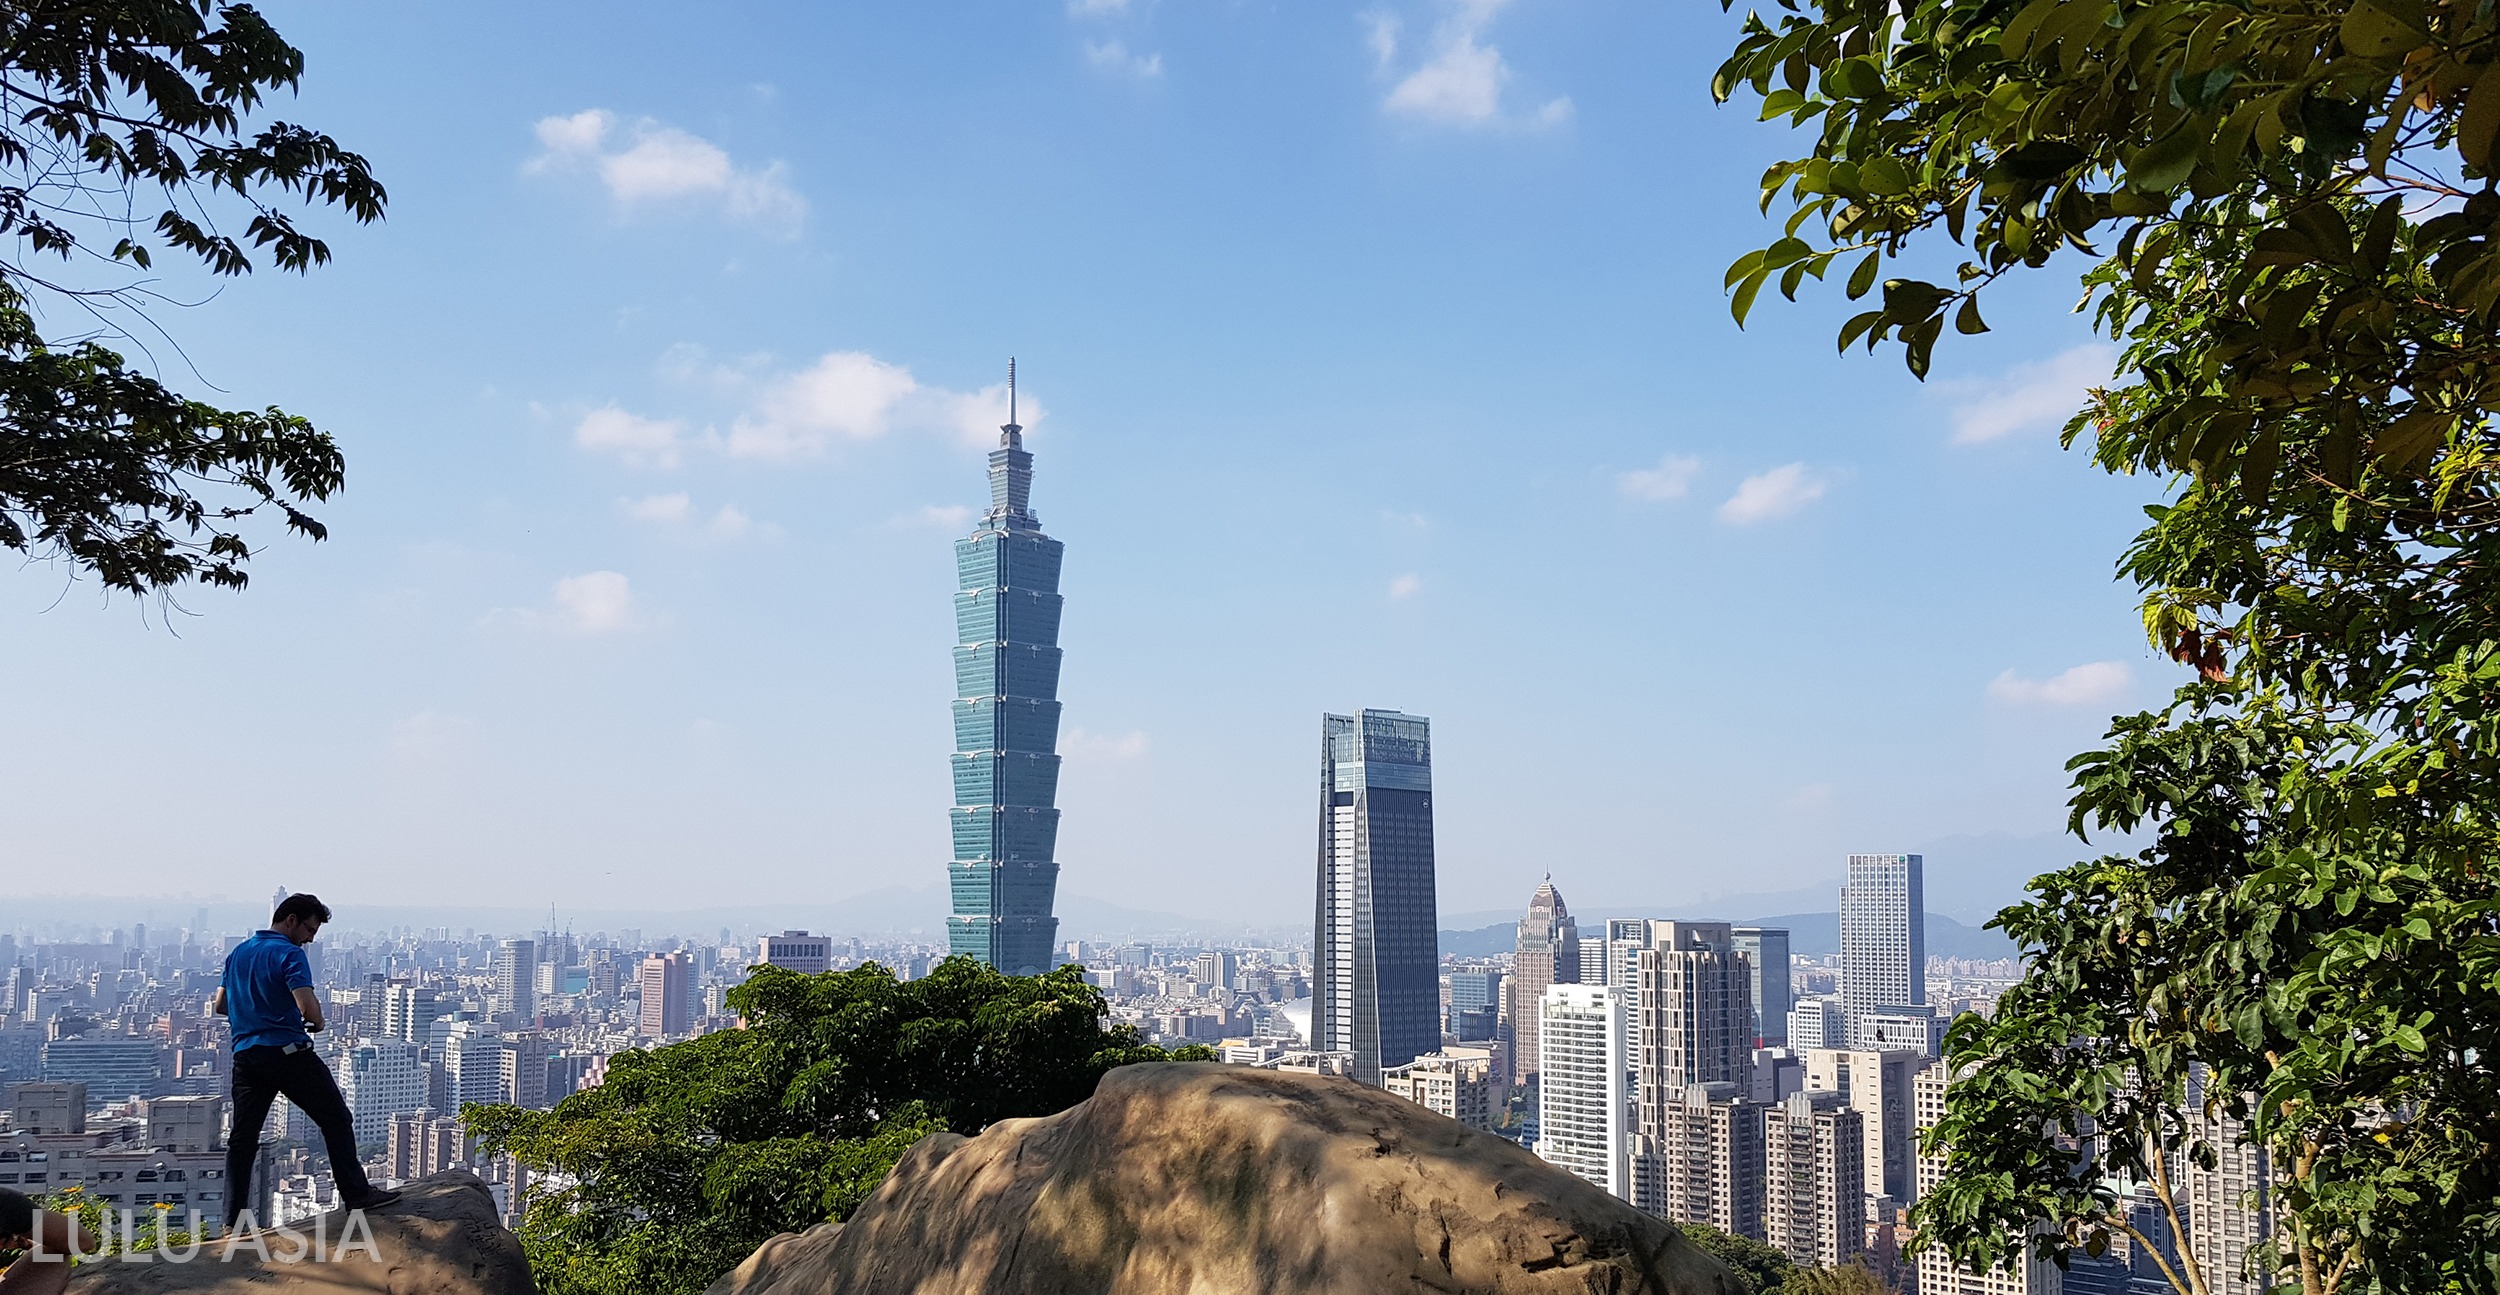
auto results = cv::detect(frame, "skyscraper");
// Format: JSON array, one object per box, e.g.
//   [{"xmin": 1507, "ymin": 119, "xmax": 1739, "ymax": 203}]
[
  {"xmin": 1731, "ymin": 925, "xmax": 1792, "ymax": 1046},
  {"xmin": 947, "ymin": 363, "xmax": 1065, "ymax": 976},
  {"xmin": 1839, "ymin": 853, "xmax": 1925, "ymax": 1043},
  {"xmin": 1312, "ymin": 708, "xmax": 1442, "ymax": 1085},
  {"xmin": 1536, "ymin": 983, "xmax": 1630, "ymax": 1199},
  {"xmin": 1634, "ymin": 920, "xmax": 1756, "ymax": 1159},
  {"xmin": 1508, "ymin": 879, "xmax": 1581, "ymax": 1090},
  {"xmin": 1636, "ymin": 1080, "xmax": 1765, "ymax": 1239},
  {"xmin": 492, "ymin": 938, "xmax": 537, "ymax": 1022},
  {"xmin": 1763, "ymin": 1088, "xmax": 1868, "ymax": 1268},
  {"xmin": 636, "ymin": 952, "xmax": 692, "ymax": 1038},
  {"xmin": 1805, "ymin": 1045, "xmax": 1930, "ymax": 1205}
]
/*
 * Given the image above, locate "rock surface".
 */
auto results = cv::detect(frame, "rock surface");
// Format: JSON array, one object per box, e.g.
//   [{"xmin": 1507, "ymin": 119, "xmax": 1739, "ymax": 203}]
[
  {"xmin": 706, "ymin": 1061, "xmax": 1746, "ymax": 1295},
  {"xmin": 65, "ymin": 1170, "xmax": 535, "ymax": 1294}
]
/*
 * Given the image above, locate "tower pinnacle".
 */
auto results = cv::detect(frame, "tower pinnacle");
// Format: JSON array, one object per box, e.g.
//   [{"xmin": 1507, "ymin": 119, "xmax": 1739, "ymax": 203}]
[{"xmin": 1002, "ymin": 356, "xmax": 1021, "ymax": 445}]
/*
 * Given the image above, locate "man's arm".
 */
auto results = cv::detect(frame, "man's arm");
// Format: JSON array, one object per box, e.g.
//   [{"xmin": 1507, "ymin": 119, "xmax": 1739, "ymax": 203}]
[
  {"xmin": 208, "ymin": 987, "xmax": 226, "ymax": 1016},
  {"xmin": 293, "ymin": 987, "xmax": 325, "ymax": 1034}
]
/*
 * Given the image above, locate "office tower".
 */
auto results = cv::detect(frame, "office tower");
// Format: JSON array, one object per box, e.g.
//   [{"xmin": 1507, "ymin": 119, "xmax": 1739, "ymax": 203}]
[
  {"xmin": 500, "ymin": 1033, "xmax": 553, "ymax": 1109},
  {"xmin": 1840, "ymin": 853, "xmax": 1925, "ymax": 1045},
  {"xmin": 1914, "ymin": 1067, "xmax": 2064, "ymax": 1295},
  {"xmin": 442, "ymin": 1020, "xmax": 507, "ymax": 1108},
  {"xmin": 2184, "ymin": 1065, "xmax": 2276, "ymax": 1295},
  {"xmin": 1763, "ymin": 1089, "xmax": 1867, "ymax": 1268},
  {"xmin": 1804, "ymin": 1046, "xmax": 1930, "ymax": 1204},
  {"xmin": 1507, "ymin": 880, "xmax": 1581, "ymax": 1089},
  {"xmin": 384, "ymin": 982, "xmax": 447, "ymax": 1044},
  {"xmin": 1600, "ymin": 918, "xmax": 1654, "ymax": 1018},
  {"xmin": 1192, "ymin": 950, "xmax": 1238, "ymax": 991},
  {"xmin": 946, "ymin": 365, "xmax": 1065, "ymax": 976},
  {"xmin": 1447, "ymin": 968, "xmax": 1503, "ymax": 1041},
  {"xmin": 637, "ymin": 952, "xmax": 693, "ymax": 1037},
  {"xmin": 1637, "ymin": 1080, "xmax": 1765, "ymax": 1239},
  {"xmin": 1731, "ymin": 926, "xmax": 1792, "ymax": 1046},
  {"xmin": 1536, "ymin": 983, "xmax": 1630, "ymax": 1199},
  {"xmin": 1311, "ymin": 709, "xmax": 1442, "ymax": 1086},
  {"xmin": 492, "ymin": 939, "xmax": 537, "ymax": 1021},
  {"xmin": 1788, "ymin": 997, "xmax": 1847, "ymax": 1050},
  {"xmin": 758, "ymin": 931, "xmax": 833, "ymax": 974},
  {"xmin": 340, "ymin": 1039, "xmax": 426, "ymax": 1145},
  {"xmin": 1633, "ymin": 921, "xmax": 1755, "ymax": 1109}
]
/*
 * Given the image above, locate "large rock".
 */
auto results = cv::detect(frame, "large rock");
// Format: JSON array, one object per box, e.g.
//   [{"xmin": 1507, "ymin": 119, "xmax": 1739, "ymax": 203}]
[
  {"xmin": 707, "ymin": 1061, "xmax": 1745, "ymax": 1295},
  {"xmin": 66, "ymin": 1170, "xmax": 535, "ymax": 1294}
]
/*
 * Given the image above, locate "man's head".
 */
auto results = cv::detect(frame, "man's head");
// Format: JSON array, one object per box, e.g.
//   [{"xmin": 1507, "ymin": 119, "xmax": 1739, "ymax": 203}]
[{"xmin": 271, "ymin": 893, "xmax": 333, "ymax": 945}]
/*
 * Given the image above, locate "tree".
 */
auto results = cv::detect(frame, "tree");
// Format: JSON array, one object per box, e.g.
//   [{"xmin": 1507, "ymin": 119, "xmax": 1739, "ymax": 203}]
[
  {"xmin": 1682, "ymin": 1222, "xmax": 1802, "ymax": 1295},
  {"xmin": 0, "ymin": 1, "xmax": 382, "ymax": 595},
  {"xmin": 1711, "ymin": 2, "xmax": 2500, "ymax": 1294},
  {"xmin": 466, "ymin": 959, "xmax": 1211, "ymax": 1295}
]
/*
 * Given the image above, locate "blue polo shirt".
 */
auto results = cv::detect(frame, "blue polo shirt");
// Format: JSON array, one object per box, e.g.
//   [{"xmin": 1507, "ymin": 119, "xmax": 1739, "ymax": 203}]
[{"xmin": 222, "ymin": 930, "xmax": 314, "ymax": 1052}]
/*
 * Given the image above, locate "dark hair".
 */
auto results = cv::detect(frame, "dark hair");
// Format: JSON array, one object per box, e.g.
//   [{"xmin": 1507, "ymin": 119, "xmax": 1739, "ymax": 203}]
[{"xmin": 273, "ymin": 894, "xmax": 333, "ymax": 925}]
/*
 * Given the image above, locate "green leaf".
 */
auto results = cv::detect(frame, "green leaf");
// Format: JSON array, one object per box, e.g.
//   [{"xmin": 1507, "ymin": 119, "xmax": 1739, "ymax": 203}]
[
  {"xmin": 1731, "ymin": 268, "xmax": 1771, "ymax": 326},
  {"xmin": 2340, "ymin": 0, "xmax": 2428, "ymax": 57},
  {"xmin": 1847, "ymin": 250, "xmax": 1881, "ymax": 300},
  {"xmin": 2461, "ymin": 62, "xmax": 2500, "ymax": 171},
  {"xmin": 1955, "ymin": 294, "xmax": 1989, "ymax": 335},
  {"xmin": 2372, "ymin": 410, "xmax": 2449, "ymax": 472},
  {"xmin": 2125, "ymin": 126, "xmax": 2204, "ymax": 193}
]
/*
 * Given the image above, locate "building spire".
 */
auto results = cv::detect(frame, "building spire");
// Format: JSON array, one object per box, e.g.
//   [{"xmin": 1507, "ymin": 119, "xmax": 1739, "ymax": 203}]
[{"xmin": 1001, "ymin": 356, "xmax": 1021, "ymax": 444}]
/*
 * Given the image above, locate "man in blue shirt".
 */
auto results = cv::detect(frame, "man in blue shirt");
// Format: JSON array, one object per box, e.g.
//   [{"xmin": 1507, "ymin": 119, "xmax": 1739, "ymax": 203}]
[{"xmin": 211, "ymin": 893, "xmax": 399, "ymax": 1227}]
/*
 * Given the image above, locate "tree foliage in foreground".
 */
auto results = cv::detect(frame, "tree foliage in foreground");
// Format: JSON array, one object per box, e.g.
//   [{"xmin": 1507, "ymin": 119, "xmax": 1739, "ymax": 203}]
[
  {"xmin": 0, "ymin": 1, "xmax": 381, "ymax": 594},
  {"xmin": 1684, "ymin": 1222, "xmax": 1803, "ymax": 1295},
  {"xmin": 1713, "ymin": 1, "xmax": 2500, "ymax": 1293},
  {"xmin": 465, "ymin": 959, "xmax": 1209, "ymax": 1295}
]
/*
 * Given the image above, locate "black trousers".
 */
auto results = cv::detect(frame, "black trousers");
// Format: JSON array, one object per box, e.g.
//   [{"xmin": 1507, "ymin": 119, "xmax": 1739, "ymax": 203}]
[{"xmin": 225, "ymin": 1044, "xmax": 373, "ymax": 1223}]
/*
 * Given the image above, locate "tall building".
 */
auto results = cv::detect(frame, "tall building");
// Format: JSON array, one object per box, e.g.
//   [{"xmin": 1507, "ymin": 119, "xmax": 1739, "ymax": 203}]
[
  {"xmin": 442, "ymin": 1020, "xmax": 508, "ymax": 1108},
  {"xmin": 1382, "ymin": 1049, "xmax": 1496, "ymax": 1130},
  {"xmin": 637, "ymin": 952, "xmax": 692, "ymax": 1038},
  {"xmin": 384, "ymin": 981, "xmax": 447, "ymax": 1043},
  {"xmin": 1311, "ymin": 709, "xmax": 1441, "ymax": 1086},
  {"xmin": 1633, "ymin": 921, "xmax": 1755, "ymax": 1108},
  {"xmin": 1914, "ymin": 1066, "xmax": 2063, "ymax": 1295},
  {"xmin": 946, "ymin": 365, "xmax": 1066, "ymax": 976},
  {"xmin": 1507, "ymin": 880, "xmax": 1581, "ymax": 1089},
  {"xmin": 2184, "ymin": 1064, "xmax": 2276, "ymax": 1295},
  {"xmin": 1731, "ymin": 926, "xmax": 1792, "ymax": 1046},
  {"xmin": 758, "ymin": 931, "xmax": 833, "ymax": 974},
  {"xmin": 1447, "ymin": 968, "xmax": 1503, "ymax": 1041},
  {"xmin": 340, "ymin": 1039, "xmax": 426, "ymax": 1146},
  {"xmin": 492, "ymin": 939, "xmax": 537, "ymax": 1021},
  {"xmin": 1536, "ymin": 983, "xmax": 1630, "ymax": 1199},
  {"xmin": 1763, "ymin": 1088, "xmax": 1867, "ymax": 1268},
  {"xmin": 1839, "ymin": 853, "xmax": 1925, "ymax": 1044},
  {"xmin": 1789, "ymin": 997, "xmax": 1847, "ymax": 1050},
  {"xmin": 1804, "ymin": 1046, "xmax": 1930, "ymax": 1205},
  {"xmin": 1637, "ymin": 1080, "xmax": 1765, "ymax": 1239},
  {"xmin": 1598, "ymin": 918, "xmax": 1653, "ymax": 1017}
]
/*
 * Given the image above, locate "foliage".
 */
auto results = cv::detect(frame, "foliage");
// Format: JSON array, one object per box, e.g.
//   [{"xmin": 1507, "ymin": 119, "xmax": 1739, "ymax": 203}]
[
  {"xmin": 1785, "ymin": 1262, "xmax": 1896, "ymax": 1295},
  {"xmin": 1711, "ymin": 1, "xmax": 2500, "ymax": 1294},
  {"xmin": 0, "ymin": 1, "xmax": 381, "ymax": 594},
  {"xmin": 466, "ymin": 958, "xmax": 1206, "ymax": 1295},
  {"xmin": 1683, "ymin": 1221, "xmax": 1802, "ymax": 1295}
]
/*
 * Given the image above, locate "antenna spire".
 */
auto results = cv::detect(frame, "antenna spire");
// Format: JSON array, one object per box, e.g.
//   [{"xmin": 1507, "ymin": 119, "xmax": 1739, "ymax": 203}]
[{"xmin": 1008, "ymin": 357, "xmax": 1018, "ymax": 427}]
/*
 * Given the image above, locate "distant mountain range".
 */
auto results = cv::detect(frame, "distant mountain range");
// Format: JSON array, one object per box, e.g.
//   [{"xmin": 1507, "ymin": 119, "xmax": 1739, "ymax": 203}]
[{"xmin": 1436, "ymin": 910, "xmax": 2015, "ymax": 961}]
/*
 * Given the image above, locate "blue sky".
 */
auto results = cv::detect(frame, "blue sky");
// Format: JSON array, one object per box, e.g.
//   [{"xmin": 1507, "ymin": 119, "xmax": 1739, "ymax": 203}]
[{"xmin": 3, "ymin": 0, "xmax": 2170, "ymax": 930}]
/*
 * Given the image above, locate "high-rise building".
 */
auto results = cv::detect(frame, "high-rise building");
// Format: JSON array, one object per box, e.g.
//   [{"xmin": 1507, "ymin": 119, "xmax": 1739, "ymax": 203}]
[
  {"xmin": 2184, "ymin": 1064, "xmax": 2276, "ymax": 1295},
  {"xmin": 1633, "ymin": 921, "xmax": 1755, "ymax": 1112},
  {"xmin": 1839, "ymin": 853, "xmax": 1925, "ymax": 1045},
  {"xmin": 1636, "ymin": 1080, "xmax": 1765, "ymax": 1239},
  {"xmin": 636, "ymin": 952, "xmax": 692, "ymax": 1038},
  {"xmin": 1507, "ymin": 880, "xmax": 1581, "ymax": 1089},
  {"xmin": 1914, "ymin": 1066, "xmax": 2063, "ymax": 1295},
  {"xmin": 1536, "ymin": 983, "xmax": 1630, "ymax": 1200},
  {"xmin": 1447, "ymin": 969, "xmax": 1504, "ymax": 1041},
  {"xmin": 1763, "ymin": 1088, "xmax": 1867, "ymax": 1268},
  {"xmin": 1731, "ymin": 926, "xmax": 1792, "ymax": 1046},
  {"xmin": 442, "ymin": 1020, "xmax": 507, "ymax": 1109},
  {"xmin": 1382, "ymin": 1049, "xmax": 1496, "ymax": 1131},
  {"xmin": 1804, "ymin": 1046, "xmax": 1930, "ymax": 1205},
  {"xmin": 384, "ymin": 981, "xmax": 447, "ymax": 1044},
  {"xmin": 1598, "ymin": 918, "xmax": 1653, "ymax": 1018},
  {"xmin": 1192, "ymin": 949, "xmax": 1238, "ymax": 991},
  {"xmin": 758, "ymin": 931, "xmax": 833, "ymax": 974},
  {"xmin": 1312, "ymin": 709, "xmax": 1441, "ymax": 1086},
  {"xmin": 1789, "ymin": 997, "xmax": 1847, "ymax": 1050},
  {"xmin": 946, "ymin": 365, "xmax": 1065, "ymax": 976},
  {"xmin": 492, "ymin": 939, "xmax": 537, "ymax": 1021},
  {"xmin": 340, "ymin": 1039, "xmax": 426, "ymax": 1146}
]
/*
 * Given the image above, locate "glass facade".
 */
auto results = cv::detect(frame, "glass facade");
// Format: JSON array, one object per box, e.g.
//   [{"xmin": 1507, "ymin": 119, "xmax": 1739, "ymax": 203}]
[
  {"xmin": 946, "ymin": 395, "xmax": 1063, "ymax": 975},
  {"xmin": 1312, "ymin": 709, "xmax": 1442, "ymax": 1086}
]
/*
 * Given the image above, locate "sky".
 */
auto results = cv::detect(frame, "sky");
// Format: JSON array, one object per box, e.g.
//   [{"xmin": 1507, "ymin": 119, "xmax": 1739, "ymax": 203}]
[{"xmin": 2, "ymin": 0, "xmax": 2172, "ymax": 932}]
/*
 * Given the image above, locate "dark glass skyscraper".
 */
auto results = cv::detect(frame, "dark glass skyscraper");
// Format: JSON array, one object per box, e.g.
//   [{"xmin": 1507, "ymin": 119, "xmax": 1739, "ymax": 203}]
[
  {"xmin": 1313, "ymin": 709, "xmax": 1441, "ymax": 1085},
  {"xmin": 947, "ymin": 368, "xmax": 1062, "ymax": 975}
]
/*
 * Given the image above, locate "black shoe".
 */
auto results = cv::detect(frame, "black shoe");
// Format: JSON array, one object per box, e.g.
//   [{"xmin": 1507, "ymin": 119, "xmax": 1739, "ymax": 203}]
[{"xmin": 344, "ymin": 1188, "xmax": 402, "ymax": 1211}]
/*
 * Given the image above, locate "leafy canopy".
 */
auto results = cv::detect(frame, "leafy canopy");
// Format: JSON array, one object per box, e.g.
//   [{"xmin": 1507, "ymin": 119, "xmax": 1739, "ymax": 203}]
[
  {"xmin": 0, "ymin": 1, "xmax": 382, "ymax": 594},
  {"xmin": 466, "ymin": 958, "xmax": 1209, "ymax": 1295},
  {"xmin": 1711, "ymin": 1, "xmax": 2500, "ymax": 1293}
]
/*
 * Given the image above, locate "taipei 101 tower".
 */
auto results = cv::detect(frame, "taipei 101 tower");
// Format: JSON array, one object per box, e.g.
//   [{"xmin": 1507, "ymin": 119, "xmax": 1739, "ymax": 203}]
[{"xmin": 945, "ymin": 360, "xmax": 1064, "ymax": 975}]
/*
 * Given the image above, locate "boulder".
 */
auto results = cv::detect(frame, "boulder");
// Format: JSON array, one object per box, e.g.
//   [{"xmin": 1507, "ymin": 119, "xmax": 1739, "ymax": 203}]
[
  {"xmin": 707, "ymin": 1061, "xmax": 1745, "ymax": 1295},
  {"xmin": 64, "ymin": 1170, "xmax": 534, "ymax": 1294}
]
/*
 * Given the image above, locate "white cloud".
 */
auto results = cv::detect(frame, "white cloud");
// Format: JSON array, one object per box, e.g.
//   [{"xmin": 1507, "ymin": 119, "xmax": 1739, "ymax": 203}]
[
  {"xmin": 1379, "ymin": 0, "xmax": 1571, "ymax": 129},
  {"xmin": 1067, "ymin": 0, "xmax": 1130, "ymax": 13},
  {"xmin": 1618, "ymin": 453, "xmax": 1702, "ymax": 502},
  {"xmin": 1064, "ymin": 727, "xmax": 1151, "ymax": 760},
  {"xmin": 529, "ymin": 109, "xmax": 806, "ymax": 236},
  {"xmin": 552, "ymin": 571, "xmax": 636, "ymax": 633},
  {"xmin": 728, "ymin": 351, "xmax": 922, "ymax": 459},
  {"xmin": 1987, "ymin": 661, "xmax": 2133, "ymax": 707},
  {"xmin": 575, "ymin": 406, "xmax": 685, "ymax": 469},
  {"xmin": 1939, "ymin": 344, "xmax": 2118, "ymax": 445},
  {"xmin": 622, "ymin": 492, "xmax": 692, "ymax": 523},
  {"xmin": 910, "ymin": 504, "xmax": 975, "ymax": 528},
  {"xmin": 1084, "ymin": 39, "xmax": 1163, "ymax": 78},
  {"xmin": 1389, "ymin": 572, "xmax": 1423, "ymax": 600},
  {"xmin": 1718, "ymin": 463, "xmax": 1826, "ymax": 524}
]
